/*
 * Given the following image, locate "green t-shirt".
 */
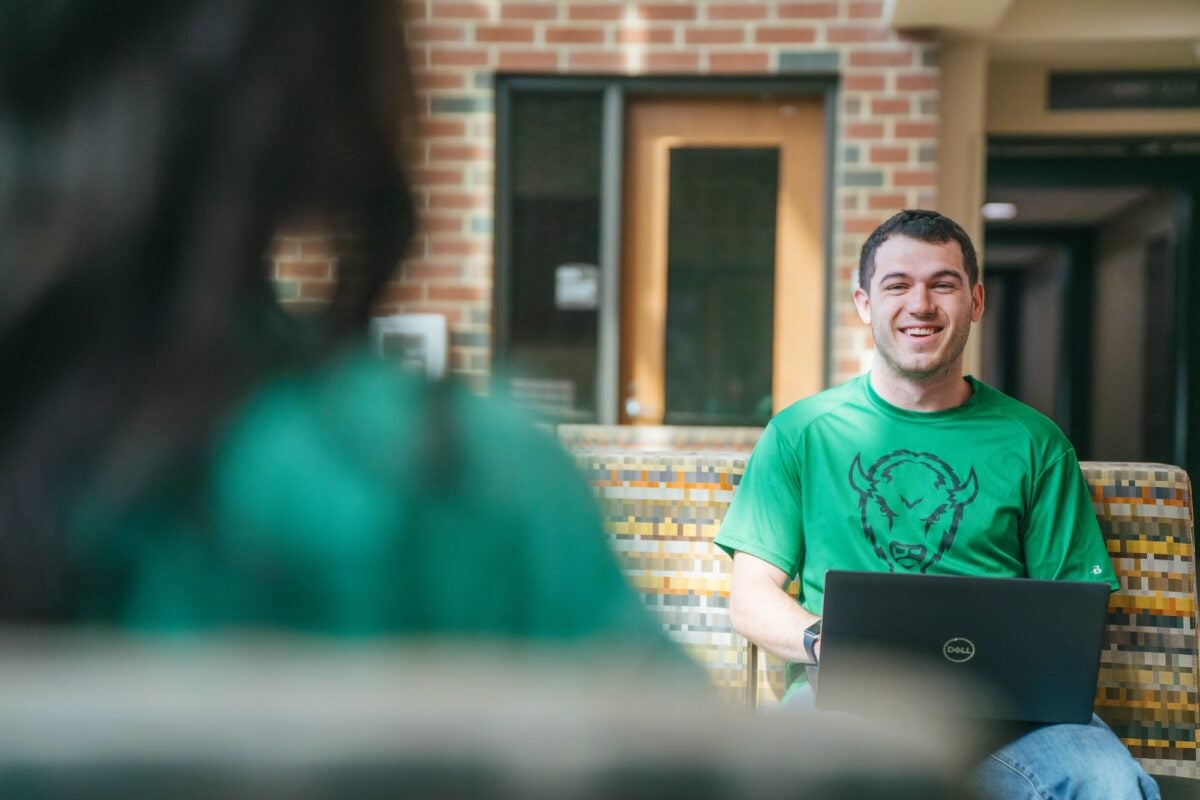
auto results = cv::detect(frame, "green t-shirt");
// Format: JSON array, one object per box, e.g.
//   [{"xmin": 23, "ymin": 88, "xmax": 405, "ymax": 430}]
[
  {"xmin": 67, "ymin": 349, "xmax": 679, "ymax": 661},
  {"xmin": 715, "ymin": 374, "xmax": 1118, "ymax": 688}
]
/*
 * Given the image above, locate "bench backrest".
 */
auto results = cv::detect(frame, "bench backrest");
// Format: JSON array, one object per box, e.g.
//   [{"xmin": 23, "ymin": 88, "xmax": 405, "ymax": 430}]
[{"xmin": 573, "ymin": 447, "xmax": 1198, "ymax": 781}]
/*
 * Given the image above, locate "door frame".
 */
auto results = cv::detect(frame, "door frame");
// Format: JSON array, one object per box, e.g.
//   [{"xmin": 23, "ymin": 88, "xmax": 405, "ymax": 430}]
[{"xmin": 494, "ymin": 75, "xmax": 839, "ymax": 424}]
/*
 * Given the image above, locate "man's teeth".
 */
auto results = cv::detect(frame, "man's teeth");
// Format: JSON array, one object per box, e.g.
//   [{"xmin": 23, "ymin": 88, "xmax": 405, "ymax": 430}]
[{"xmin": 905, "ymin": 327, "xmax": 937, "ymax": 336}]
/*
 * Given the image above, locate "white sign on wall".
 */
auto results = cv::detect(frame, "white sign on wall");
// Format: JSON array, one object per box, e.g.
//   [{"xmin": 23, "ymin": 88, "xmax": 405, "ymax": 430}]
[{"xmin": 368, "ymin": 313, "xmax": 448, "ymax": 379}]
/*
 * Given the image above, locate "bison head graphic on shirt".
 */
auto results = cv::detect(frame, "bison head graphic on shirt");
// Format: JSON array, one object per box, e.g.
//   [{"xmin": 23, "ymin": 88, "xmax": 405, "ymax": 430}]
[{"xmin": 849, "ymin": 450, "xmax": 979, "ymax": 572}]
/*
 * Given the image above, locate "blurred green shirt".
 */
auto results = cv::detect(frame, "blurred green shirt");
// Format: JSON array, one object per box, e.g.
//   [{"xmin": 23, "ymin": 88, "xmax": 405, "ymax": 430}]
[{"xmin": 68, "ymin": 349, "xmax": 674, "ymax": 655}]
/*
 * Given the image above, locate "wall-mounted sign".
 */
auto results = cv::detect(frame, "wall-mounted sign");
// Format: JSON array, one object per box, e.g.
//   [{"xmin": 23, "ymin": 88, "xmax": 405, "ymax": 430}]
[
  {"xmin": 1048, "ymin": 70, "xmax": 1200, "ymax": 110},
  {"xmin": 368, "ymin": 313, "xmax": 447, "ymax": 379},
  {"xmin": 554, "ymin": 263, "xmax": 600, "ymax": 310}
]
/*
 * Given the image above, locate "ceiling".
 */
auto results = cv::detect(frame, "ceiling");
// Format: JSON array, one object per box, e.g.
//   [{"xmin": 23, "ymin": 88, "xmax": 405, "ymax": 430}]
[{"xmin": 982, "ymin": 186, "xmax": 1157, "ymax": 226}]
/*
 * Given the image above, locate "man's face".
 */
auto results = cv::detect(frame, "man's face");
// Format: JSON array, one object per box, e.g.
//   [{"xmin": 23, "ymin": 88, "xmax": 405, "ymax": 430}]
[{"xmin": 852, "ymin": 235, "xmax": 984, "ymax": 384}]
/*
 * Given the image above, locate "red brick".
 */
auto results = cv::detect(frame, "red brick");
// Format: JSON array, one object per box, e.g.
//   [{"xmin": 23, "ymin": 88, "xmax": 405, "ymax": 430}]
[
  {"xmin": 568, "ymin": 4, "xmax": 623, "ymax": 20},
  {"xmin": 843, "ymin": 73, "xmax": 885, "ymax": 91},
  {"xmin": 420, "ymin": 119, "xmax": 468, "ymax": 138},
  {"xmin": 428, "ymin": 190, "xmax": 489, "ymax": 210},
  {"xmin": 617, "ymin": 26, "xmax": 675, "ymax": 45},
  {"xmin": 431, "ymin": 2, "xmax": 490, "ymax": 20},
  {"xmin": 428, "ymin": 285, "xmax": 489, "ymax": 302},
  {"xmin": 476, "ymin": 24, "xmax": 535, "ymax": 43},
  {"xmin": 418, "ymin": 215, "xmax": 466, "ymax": 234},
  {"xmin": 826, "ymin": 25, "xmax": 891, "ymax": 43},
  {"xmin": 844, "ymin": 216, "xmax": 885, "ymax": 234},
  {"xmin": 415, "ymin": 70, "xmax": 468, "ymax": 90},
  {"xmin": 412, "ymin": 167, "xmax": 464, "ymax": 185},
  {"xmin": 430, "ymin": 47, "xmax": 490, "ymax": 66},
  {"xmin": 276, "ymin": 260, "xmax": 332, "ymax": 280},
  {"xmin": 867, "ymin": 193, "xmax": 908, "ymax": 210},
  {"xmin": 844, "ymin": 122, "xmax": 885, "ymax": 138},
  {"xmin": 897, "ymin": 73, "xmax": 938, "ymax": 91},
  {"xmin": 429, "ymin": 142, "xmax": 491, "ymax": 161},
  {"xmin": 500, "ymin": 3, "xmax": 559, "ymax": 20},
  {"xmin": 868, "ymin": 146, "xmax": 909, "ymax": 163},
  {"xmin": 848, "ymin": 48, "xmax": 915, "ymax": 67},
  {"xmin": 849, "ymin": 2, "xmax": 885, "ymax": 19},
  {"xmin": 778, "ymin": 2, "xmax": 839, "ymax": 19},
  {"xmin": 755, "ymin": 26, "xmax": 817, "ymax": 44},
  {"xmin": 894, "ymin": 169, "xmax": 936, "ymax": 187},
  {"xmin": 645, "ymin": 52, "xmax": 701, "ymax": 71},
  {"xmin": 546, "ymin": 25, "xmax": 606, "ymax": 44},
  {"xmin": 709, "ymin": 52, "xmax": 770, "ymax": 72},
  {"xmin": 405, "ymin": 262, "xmax": 463, "ymax": 281},
  {"xmin": 684, "ymin": 27, "xmax": 744, "ymax": 45},
  {"xmin": 430, "ymin": 238, "xmax": 489, "ymax": 257},
  {"xmin": 707, "ymin": 3, "xmax": 768, "ymax": 19},
  {"xmin": 568, "ymin": 51, "xmax": 627, "ymax": 71},
  {"xmin": 894, "ymin": 121, "xmax": 936, "ymax": 138},
  {"xmin": 641, "ymin": 4, "xmax": 696, "ymax": 20},
  {"xmin": 408, "ymin": 23, "xmax": 467, "ymax": 43},
  {"xmin": 870, "ymin": 97, "xmax": 910, "ymax": 115},
  {"xmin": 498, "ymin": 50, "xmax": 560, "ymax": 70}
]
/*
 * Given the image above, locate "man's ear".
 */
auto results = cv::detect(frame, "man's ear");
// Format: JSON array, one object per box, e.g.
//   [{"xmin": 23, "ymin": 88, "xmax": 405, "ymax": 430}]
[
  {"xmin": 853, "ymin": 286, "xmax": 871, "ymax": 324},
  {"xmin": 970, "ymin": 282, "xmax": 985, "ymax": 323}
]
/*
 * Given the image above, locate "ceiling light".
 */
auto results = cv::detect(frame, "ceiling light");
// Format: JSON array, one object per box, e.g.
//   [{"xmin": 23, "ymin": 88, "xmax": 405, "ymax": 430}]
[{"xmin": 981, "ymin": 202, "xmax": 1018, "ymax": 221}]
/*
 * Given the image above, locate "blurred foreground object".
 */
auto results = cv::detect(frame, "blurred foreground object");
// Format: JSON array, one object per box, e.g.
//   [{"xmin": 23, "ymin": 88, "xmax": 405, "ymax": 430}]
[{"xmin": 0, "ymin": 632, "xmax": 984, "ymax": 799}]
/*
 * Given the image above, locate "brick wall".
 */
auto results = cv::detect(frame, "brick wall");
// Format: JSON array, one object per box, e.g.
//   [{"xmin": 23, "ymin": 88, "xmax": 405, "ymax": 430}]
[{"xmin": 270, "ymin": 0, "xmax": 939, "ymax": 392}]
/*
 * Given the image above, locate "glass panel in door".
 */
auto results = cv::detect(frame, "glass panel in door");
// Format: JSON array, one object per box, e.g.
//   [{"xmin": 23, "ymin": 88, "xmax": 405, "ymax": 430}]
[{"xmin": 664, "ymin": 147, "xmax": 778, "ymax": 425}]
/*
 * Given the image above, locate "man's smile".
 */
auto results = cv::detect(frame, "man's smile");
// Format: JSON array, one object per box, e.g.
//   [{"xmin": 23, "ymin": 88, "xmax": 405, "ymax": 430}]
[{"xmin": 900, "ymin": 325, "xmax": 942, "ymax": 338}]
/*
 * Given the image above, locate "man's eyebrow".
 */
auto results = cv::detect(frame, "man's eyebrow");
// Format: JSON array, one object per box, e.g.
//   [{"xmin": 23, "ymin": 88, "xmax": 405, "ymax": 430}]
[{"xmin": 876, "ymin": 270, "xmax": 965, "ymax": 284}]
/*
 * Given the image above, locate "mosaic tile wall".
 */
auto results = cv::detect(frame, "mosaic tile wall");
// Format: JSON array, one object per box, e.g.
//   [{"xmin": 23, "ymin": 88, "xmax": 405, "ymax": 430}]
[
  {"xmin": 570, "ymin": 449, "xmax": 751, "ymax": 705},
  {"xmin": 570, "ymin": 444, "xmax": 1200, "ymax": 781},
  {"xmin": 1084, "ymin": 462, "xmax": 1198, "ymax": 780}
]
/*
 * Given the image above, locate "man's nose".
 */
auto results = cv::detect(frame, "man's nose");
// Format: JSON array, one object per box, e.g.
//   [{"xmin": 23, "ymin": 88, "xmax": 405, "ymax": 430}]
[{"xmin": 906, "ymin": 285, "xmax": 936, "ymax": 315}]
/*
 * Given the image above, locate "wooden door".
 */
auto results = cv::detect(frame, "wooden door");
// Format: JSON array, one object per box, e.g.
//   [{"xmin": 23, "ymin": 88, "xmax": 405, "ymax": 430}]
[{"xmin": 620, "ymin": 96, "xmax": 826, "ymax": 425}]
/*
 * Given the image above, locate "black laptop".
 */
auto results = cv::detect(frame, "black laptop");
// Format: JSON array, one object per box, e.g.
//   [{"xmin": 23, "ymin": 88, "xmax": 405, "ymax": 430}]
[{"xmin": 814, "ymin": 570, "xmax": 1111, "ymax": 725}]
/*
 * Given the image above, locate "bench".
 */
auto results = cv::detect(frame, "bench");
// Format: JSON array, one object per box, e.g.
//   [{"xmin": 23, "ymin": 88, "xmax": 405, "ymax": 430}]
[{"xmin": 565, "ymin": 435, "xmax": 1198, "ymax": 785}]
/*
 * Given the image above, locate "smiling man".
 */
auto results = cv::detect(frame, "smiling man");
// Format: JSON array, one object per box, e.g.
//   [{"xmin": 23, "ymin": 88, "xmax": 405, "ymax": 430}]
[{"xmin": 714, "ymin": 210, "xmax": 1159, "ymax": 799}]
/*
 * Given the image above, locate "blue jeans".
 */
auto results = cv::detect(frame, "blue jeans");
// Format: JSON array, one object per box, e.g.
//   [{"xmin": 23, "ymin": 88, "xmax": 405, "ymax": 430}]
[{"xmin": 784, "ymin": 683, "xmax": 1160, "ymax": 799}]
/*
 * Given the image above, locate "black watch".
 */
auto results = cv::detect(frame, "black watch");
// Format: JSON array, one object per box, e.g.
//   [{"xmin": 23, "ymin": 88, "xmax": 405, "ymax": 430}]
[{"xmin": 802, "ymin": 618, "xmax": 822, "ymax": 664}]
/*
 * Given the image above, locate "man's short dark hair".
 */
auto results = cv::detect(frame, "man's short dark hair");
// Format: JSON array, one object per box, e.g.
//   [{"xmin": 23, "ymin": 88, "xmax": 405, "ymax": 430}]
[{"xmin": 857, "ymin": 209, "xmax": 979, "ymax": 289}]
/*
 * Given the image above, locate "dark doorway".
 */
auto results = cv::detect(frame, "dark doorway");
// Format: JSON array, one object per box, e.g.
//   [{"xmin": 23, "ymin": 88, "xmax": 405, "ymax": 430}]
[{"xmin": 984, "ymin": 136, "xmax": 1199, "ymax": 479}]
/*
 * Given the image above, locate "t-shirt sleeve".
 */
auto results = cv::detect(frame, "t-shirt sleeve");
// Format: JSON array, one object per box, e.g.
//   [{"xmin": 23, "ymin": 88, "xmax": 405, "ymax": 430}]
[
  {"xmin": 713, "ymin": 422, "xmax": 804, "ymax": 578},
  {"xmin": 1021, "ymin": 447, "xmax": 1120, "ymax": 592}
]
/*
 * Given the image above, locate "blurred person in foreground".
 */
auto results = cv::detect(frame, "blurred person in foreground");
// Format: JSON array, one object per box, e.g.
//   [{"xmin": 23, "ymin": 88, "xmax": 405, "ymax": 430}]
[
  {"xmin": 715, "ymin": 210, "xmax": 1159, "ymax": 799},
  {"xmin": 0, "ymin": 0, "xmax": 672, "ymax": 653}
]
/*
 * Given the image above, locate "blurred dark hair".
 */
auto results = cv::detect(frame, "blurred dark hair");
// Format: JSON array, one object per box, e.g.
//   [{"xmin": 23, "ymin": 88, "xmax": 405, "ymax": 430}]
[
  {"xmin": 0, "ymin": 0, "xmax": 417, "ymax": 618},
  {"xmin": 857, "ymin": 209, "xmax": 979, "ymax": 289}
]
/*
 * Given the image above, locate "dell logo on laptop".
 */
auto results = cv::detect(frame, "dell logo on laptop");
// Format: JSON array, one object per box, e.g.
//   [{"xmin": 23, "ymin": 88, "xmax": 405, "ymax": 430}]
[{"xmin": 942, "ymin": 637, "xmax": 976, "ymax": 663}]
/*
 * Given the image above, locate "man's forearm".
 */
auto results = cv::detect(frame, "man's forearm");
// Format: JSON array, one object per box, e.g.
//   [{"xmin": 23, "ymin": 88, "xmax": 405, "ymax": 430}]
[{"xmin": 728, "ymin": 553, "xmax": 819, "ymax": 664}]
